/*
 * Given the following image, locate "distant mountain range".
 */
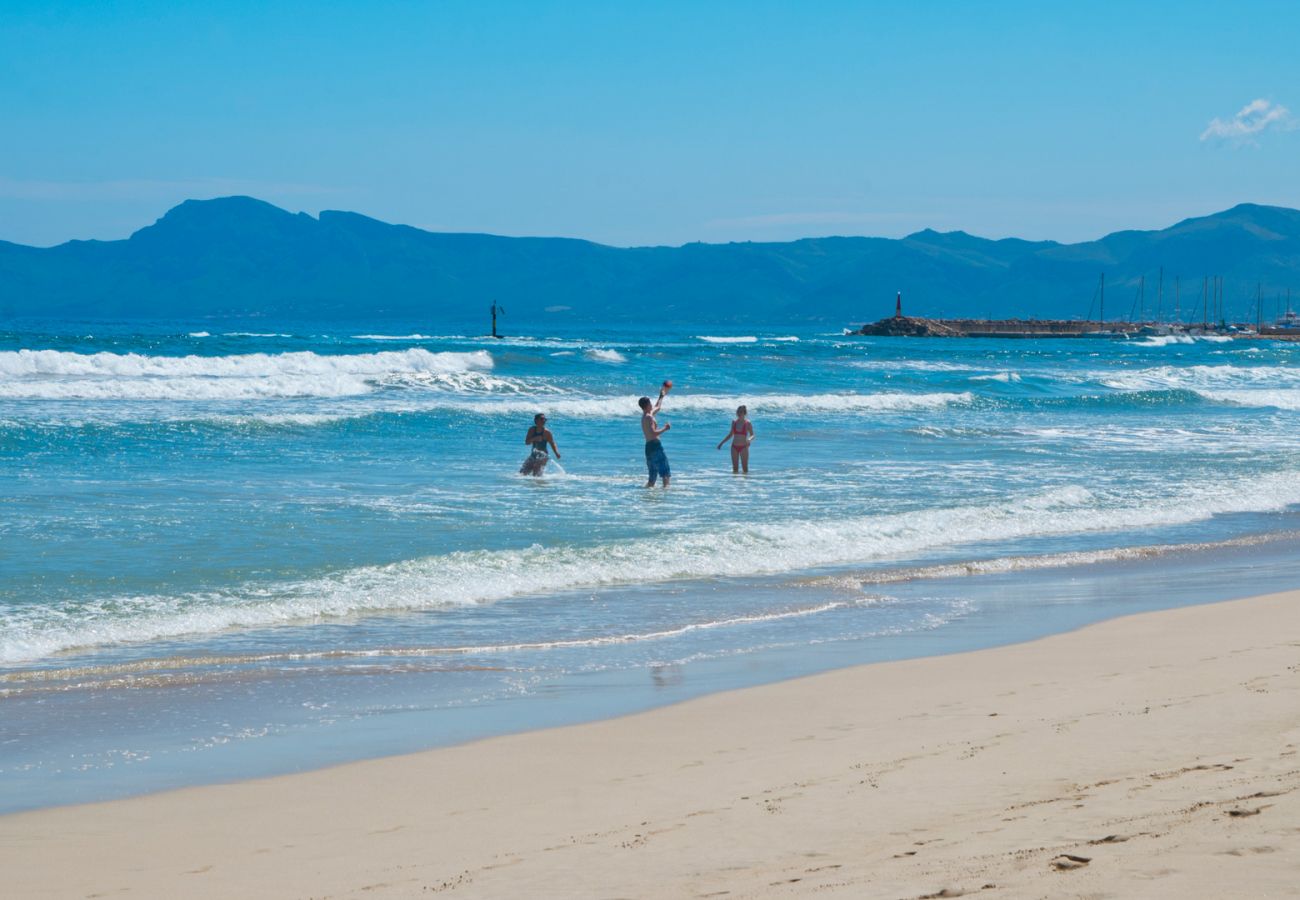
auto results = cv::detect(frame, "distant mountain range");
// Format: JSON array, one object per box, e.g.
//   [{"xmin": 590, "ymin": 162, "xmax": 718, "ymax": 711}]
[{"xmin": 3, "ymin": 196, "xmax": 1299, "ymax": 324}]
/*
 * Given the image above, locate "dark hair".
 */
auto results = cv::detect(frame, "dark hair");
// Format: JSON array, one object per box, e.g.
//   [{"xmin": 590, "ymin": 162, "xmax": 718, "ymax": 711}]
[
  {"xmin": 534, "ymin": 413, "xmax": 546, "ymax": 423},
  {"xmin": 638, "ymin": 396, "xmax": 651, "ymax": 410},
  {"xmin": 737, "ymin": 405, "xmax": 747, "ymax": 415}
]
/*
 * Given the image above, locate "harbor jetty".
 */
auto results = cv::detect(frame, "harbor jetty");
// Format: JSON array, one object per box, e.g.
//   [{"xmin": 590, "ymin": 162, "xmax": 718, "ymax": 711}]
[
  {"xmin": 851, "ymin": 291, "xmax": 1141, "ymax": 338},
  {"xmin": 855, "ymin": 315, "xmax": 1140, "ymax": 338},
  {"xmin": 853, "ymin": 315, "xmax": 1300, "ymax": 340},
  {"xmin": 850, "ymin": 293, "xmax": 1300, "ymax": 340}
]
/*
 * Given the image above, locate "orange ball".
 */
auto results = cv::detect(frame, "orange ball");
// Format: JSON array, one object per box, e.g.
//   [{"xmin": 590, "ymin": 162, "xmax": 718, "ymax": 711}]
[{"xmin": 663, "ymin": 379, "xmax": 673, "ymax": 389}]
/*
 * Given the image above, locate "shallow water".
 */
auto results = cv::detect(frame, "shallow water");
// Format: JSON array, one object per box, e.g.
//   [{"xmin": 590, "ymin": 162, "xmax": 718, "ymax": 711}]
[{"xmin": 3, "ymin": 322, "xmax": 1299, "ymax": 811}]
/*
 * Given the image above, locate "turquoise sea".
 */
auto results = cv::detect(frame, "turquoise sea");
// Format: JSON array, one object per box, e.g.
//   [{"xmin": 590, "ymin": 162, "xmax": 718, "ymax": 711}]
[{"xmin": 4, "ymin": 322, "xmax": 1300, "ymax": 812}]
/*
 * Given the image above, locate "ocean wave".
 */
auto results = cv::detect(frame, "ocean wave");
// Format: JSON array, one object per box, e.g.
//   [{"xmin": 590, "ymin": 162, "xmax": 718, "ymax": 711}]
[
  {"xmin": 584, "ymin": 348, "xmax": 627, "ymax": 363},
  {"xmin": 0, "ymin": 348, "xmax": 494, "ymax": 400},
  {"xmin": 0, "ymin": 599, "xmax": 876, "ymax": 693},
  {"xmin": 0, "ymin": 388, "xmax": 971, "ymax": 430},
  {"xmin": 1135, "ymin": 334, "xmax": 1198, "ymax": 346},
  {"xmin": 7, "ymin": 472, "xmax": 1300, "ymax": 663},
  {"xmin": 447, "ymin": 390, "xmax": 973, "ymax": 418},
  {"xmin": 696, "ymin": 335, "xmax": 758, "ymax": 344},
  {"xmin": 352, "ymin": 334, "xmax": 437, "ymax": 341},
  {"xmin": 1099, "ymin": 364, "xmax": 1300, "ymax": 411},
  {"xmin": 804, "ymin": 531, "xmax": 1297, "ymax": 589},
  {"xmin": 1132, "ymin": 333, "xmax": 1243, "ymax": 347},
  {"xmin": 1101, "ymin": 363, "xmax": 1300, "ymax": 391},
  {"xmin": 1198, "ymin": 389, "xmax": 1300, "ymax": 411}
]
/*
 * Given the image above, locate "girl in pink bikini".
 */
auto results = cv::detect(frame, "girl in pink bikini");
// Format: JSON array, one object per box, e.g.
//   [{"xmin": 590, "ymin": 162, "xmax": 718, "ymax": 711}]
[{"xmin": 716, "ymin": 404, "xmax": 754, "ymax": 473}]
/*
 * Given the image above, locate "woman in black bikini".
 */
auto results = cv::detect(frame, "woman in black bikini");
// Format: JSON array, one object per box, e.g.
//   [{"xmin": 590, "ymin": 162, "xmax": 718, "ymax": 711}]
[{"xmin": 520, "ymin": 413, "xmax": 561, "ymax": 476}]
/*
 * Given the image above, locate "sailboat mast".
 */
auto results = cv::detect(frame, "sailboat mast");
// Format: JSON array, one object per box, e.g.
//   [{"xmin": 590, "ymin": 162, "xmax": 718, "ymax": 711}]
[{"xmin": 1156, "ymin": 267, "xmax": 1163, "ymax": 323}]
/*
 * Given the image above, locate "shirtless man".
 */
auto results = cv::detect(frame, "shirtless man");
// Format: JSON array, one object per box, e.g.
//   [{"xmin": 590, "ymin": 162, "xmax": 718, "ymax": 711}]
[
  {"xmin": 639, "ymin": 383, "xmax": 672, "ymax": 488},
  {"xmin": 520, "ymin": 413, "xmax": 560, "ymax": 477}
]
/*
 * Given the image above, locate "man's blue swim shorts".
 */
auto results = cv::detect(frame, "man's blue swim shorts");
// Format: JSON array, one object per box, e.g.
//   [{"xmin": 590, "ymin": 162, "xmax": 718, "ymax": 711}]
[{"xmin": 644, "ymin": 438, "xmax": 671, "ymax": 484}]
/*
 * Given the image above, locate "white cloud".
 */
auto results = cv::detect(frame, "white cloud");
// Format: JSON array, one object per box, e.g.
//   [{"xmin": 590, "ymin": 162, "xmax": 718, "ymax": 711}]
[{"xmin": 1200, "ymin": 98, "xmax": 1294, "ymax": 144}]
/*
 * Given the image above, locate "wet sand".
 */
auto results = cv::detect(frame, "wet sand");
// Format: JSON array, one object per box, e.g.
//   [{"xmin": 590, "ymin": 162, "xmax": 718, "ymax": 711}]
[{"xmin": 4, "ymin": 590, "xmax": 1298, "ymax": 898}]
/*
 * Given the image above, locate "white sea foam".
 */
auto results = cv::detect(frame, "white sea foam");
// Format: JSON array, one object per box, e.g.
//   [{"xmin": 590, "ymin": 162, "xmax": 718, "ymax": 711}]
[
  {"xmin": 7, "ymin": 471, "xmax": 1300, "ymax": 663},
  {"xmin": 584, "ymin": 348, "xmax": 627, "ymax": 363},
  {"xmin": 1136, "ymin": 334, "xmax": 1196, "ymax": 347},
  {"xmin": 2, "ymin": 600, "xmax": 874, "ymax": 691},
  {"xmin": 443, "ymin": 390, "xmax": 974, "ymax": 418},
  {"xmin": 771, "ymin": 336, "xmax": 800, "ymax": 342},
  {"xmin": 847, "ymin": 358, "xmax": 979, "ymax": 373},
  {"xmin": 1198, "ymin": 389, "xmax": 1300, "ymax": 411},
  {"xmin": 696, "ymin": 335, "xmax": 758, "ymax": 344},
  {"xmin": 352, "ymin": 334, "xmax": 437, "ymax": 341},
  {"xmin": 187, "ymin": 331, "xmax": 211, "ymax": 338},
  {"xmin": 808, "ymin": 532, "xmax": 1295, "ymax": 589},
  {"xmin": 970, "ymin": 371, "xmax": 1021, "ymax": 382},
  {"xmin": 1100, "ymin": 364, "xmax": 1300, "ymax": 409},
  {"xmin": 0, "ymin": 387, "xmax": 970, "ymax": 428},
  {"xmin": 0, "ymin": 348, "xmax": 493, "ymax": 400},
  {"xmin": 203, "ymin": 413, "xmax": 357, "ymax": 428},
  {"xmin": 221, "ymin": 332, "xmax": 293, "ymax": 338},
  {"xmin": 1101, "ymin": 364, "xmax": 1300, "ymax": 392}
]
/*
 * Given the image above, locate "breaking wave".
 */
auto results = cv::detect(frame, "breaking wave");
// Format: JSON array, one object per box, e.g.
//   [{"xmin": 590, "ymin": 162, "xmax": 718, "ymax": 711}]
[
  {"xmin": 0, "ymin": 348, "xmax": 494, "ymax": 400},
  {"xmin": 7, "ymin": 472, "xmax": 1300, "ymax": 663},
  {"xmin": 445, "ymin": 390, "xmax": 973, "ymax": 418}
]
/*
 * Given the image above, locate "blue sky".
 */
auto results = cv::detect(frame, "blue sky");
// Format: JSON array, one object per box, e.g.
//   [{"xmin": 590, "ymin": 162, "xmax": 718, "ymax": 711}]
[{"xmin": 2, "ymin": 1, "xmax": 1298, "ymax": 247}]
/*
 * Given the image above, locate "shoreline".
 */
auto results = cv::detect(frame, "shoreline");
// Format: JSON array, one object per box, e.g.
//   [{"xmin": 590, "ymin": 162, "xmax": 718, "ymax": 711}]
[{"xmin": 4, "ymin": 589, "xmax": 1298, "ymax": 898}]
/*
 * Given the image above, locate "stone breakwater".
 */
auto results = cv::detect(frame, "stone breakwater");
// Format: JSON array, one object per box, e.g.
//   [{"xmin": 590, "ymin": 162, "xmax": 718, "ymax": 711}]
[
  {"xmin": 848, "ymin": 317, "xmax": 1300, "ymax": 340},
  {"xmin": 854, "ymin": 316, "xmax": 1142, "ymax": 337}
]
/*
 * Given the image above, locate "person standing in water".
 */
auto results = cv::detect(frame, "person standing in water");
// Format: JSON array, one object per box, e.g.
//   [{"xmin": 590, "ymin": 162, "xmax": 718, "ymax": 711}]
[
  {"xmin": 717, "ymin": 404, "xmax": 754, "ymax": 473},
  {"xmin": 520, "ymin": 413, "xmax": 560, "ymax": 476},
  {"xmin": 639, "ymin": 382, "xmax": 672, "ymax": 488}
]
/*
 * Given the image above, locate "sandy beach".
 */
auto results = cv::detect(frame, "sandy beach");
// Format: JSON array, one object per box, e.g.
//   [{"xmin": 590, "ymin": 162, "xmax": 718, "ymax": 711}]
[{"xmin": 4, "ymin": 590, "xmax": 1298, "ymax": 899}]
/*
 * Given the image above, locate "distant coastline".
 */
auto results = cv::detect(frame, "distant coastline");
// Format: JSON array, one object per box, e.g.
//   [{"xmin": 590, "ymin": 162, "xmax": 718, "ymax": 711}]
[{"xmin": 3, "ymin": 197, "xmax": 1299, "ymax": 325}]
